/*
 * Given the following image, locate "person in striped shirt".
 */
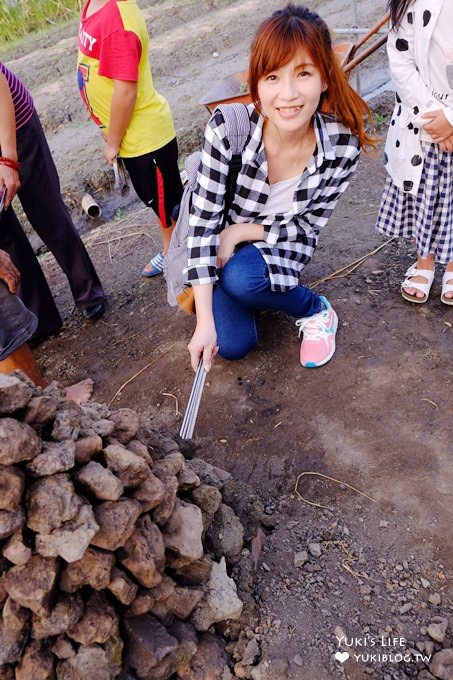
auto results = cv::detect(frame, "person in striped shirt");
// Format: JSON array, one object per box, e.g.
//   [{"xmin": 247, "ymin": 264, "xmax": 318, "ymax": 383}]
[
  {"xmin": 187, "ymin": 5, "xmax": 376, "ymax": 372},
  {"xmin": 0, "ymin": 63, "xmax": 106, "ymax": 343}
]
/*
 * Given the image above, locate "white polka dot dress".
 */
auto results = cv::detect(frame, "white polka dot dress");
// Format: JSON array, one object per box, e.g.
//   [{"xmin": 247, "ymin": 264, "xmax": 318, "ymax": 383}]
[{"xmin": 376, "ymin": 0, "xmax": 453, "ymax": 264}]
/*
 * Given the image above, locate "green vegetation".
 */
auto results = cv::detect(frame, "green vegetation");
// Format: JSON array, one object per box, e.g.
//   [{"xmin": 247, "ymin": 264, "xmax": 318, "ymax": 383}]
[
  {"xmin": 373, "ymin": 111, "xmax": 389, "ymax": 125},
  {"xmin": 0, "ymin": 0, "xmax": 82, "ymax": 45}
]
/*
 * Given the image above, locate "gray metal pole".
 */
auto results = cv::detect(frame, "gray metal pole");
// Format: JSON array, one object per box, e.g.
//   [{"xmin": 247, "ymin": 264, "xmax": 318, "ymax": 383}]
[{"xmin": 352, "ymin": 0, "xmax": 361, "ymax": 93}]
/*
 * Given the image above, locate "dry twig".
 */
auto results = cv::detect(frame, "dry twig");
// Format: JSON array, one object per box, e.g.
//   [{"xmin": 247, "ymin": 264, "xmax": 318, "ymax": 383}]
[
  {"xmin": 162, "ymin": 392, "xmax": 179, "ymax": 416},
  {"xmin": 323, "ymin": 540, "xmax": 364, "ymax": 579},
  {"xmin": 112, "ymin": 325, "xmax": 155, "ymax": 346},
  {"xmin": 294, "ymin": 471, "xmax": 376, "ymax": 510},
  {"xmin": 421, "ymin": 398, "xmax": 438, "ymax": 410},
  {"xmin": 108, "ymin": 343, "xmax": 177, "ymax": 407},
  {"xmin": 310, "ymin": 238, "xmax": 395, "ymax": 289},
  {"xmin": 91, "ymin": 230, "xmax": 154, "ymax": 247}
]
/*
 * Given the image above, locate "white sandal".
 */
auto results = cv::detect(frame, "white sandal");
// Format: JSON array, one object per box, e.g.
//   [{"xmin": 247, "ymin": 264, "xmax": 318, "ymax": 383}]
[
  {"xmin": 401, "ymin": 264, "xmax": 435, "ymax": 304},
  {"xmin": 441, "ymin": 271, "xmax": 453, "ymax": 306}
]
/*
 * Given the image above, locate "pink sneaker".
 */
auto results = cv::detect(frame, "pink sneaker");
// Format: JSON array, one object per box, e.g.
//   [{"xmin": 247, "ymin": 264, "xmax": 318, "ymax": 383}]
[{"xmin": 296, "ymin": 296, "xmax": 338, "ymax": 368}]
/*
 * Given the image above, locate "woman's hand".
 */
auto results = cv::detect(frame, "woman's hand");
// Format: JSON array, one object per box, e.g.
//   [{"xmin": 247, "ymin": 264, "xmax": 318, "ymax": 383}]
[
  {"xmin": 439, "ymin": 133, "xmax": 453, "ymax": 153},
  {"xmin": 421, "ymin": 109, "xmax": 453, "ymax": 143},
  {"xmin": 217, "ymin": 223, "xmax": 265, "ymax": 269},
  {"xmin": 188, "ymin": 317, "xmax": 218, "ymax": 372},
  {"xmin": 217, "ymin": 227, "xmax": 240, "ymax": 268},
  {"xmin": 188, "ymin": 283, "xmax": 218, "ymax": 371},
  {"xmin": 0, "ymin": 164, "xmax": 20, "ymax": 210},
  {"xmin": 103, "ymin": 142, "xmax": 119, "ymax": 165}
]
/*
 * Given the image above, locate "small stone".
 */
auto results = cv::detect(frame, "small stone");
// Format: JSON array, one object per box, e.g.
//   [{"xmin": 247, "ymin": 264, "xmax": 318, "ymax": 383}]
[
  {"xmin": 108, "ymin": 408, "xmax": 140, "ymax": 444},
  {"xmin": 0, "ymin": 466, "xmax": 24, "ymax": 511},
  {"xmin": 429, "ymin": 649, "xmax": 453, "ymax": 680},
  {"xmin": 0, "ymin": 418, "xmax": 41, "ymax": 464},
  {"xmin": 103, "ymin": 443, "xmax": 149, "ymax": 488},
  {"xmin": 399, "ymin": 602, "xmax": 413, "ymax": 615},
  {"xmin": 233, "ymin": 662, "xmax": 248, "ymax": 678},
  {"xmin": 425, "ymin": 640, "xmax": 435, "ymax": 656},
  {"xmin": 74, "ymin": 434, "xmax": 103, "ymax": 464},
  {"xmin": 26, "ymin": 439, "xmax": 75, "ymax": 477},
  {"xmin": 77, "ymin": 461, "xmax": 124, "ymax": 501},
  {"xmin": 428, "ymin": 593, "xmax": 441, "ymax": 606},
  {"xmin": 4, "ymin": 555, "xmax": 58, "ymax": 617},
  {"xmin": 191, "ymin": 557, "xmax": 243, "ymax": 632},
  {"xmin": 293, "ymin": 551, "xmax": 308, "ymax": 568},
  {"xmin": 427, "ymin": 620, "xmax": 448, "ymax": 643},
  {"xmin": 251, "ymin": 658, "xmax": 289, "ymax": 680},
  {"xmin": 35, "ymin": 503, "xmax": 99, "ymax": 563},
  {"xmin": 51, "ymin": 637, "xmax": 75, "ymax": 660},
  {"xmin": 0, "ymin": 373, "xmax": 33, "ymax": 413},
  {"xmin": 334, "ymin": 626, "xmax": 346, "ymax": 641},
  {"xmin": 308, "ymin": 543, "xmax": 321, "ymax": 558},
  {"xmin": 2, "ymin": 529, "xmax": 32, "ymax": 565},
  {"xmin": 0, "ymin": 507, "xmax": 25, "ymax": 540},
  {"xmin": 241, "ymin": 637, "xmax": 260, "ymax": 666}
]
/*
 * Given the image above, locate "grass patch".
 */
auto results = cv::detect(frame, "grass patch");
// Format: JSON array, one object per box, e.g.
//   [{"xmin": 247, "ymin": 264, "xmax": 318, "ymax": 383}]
[{"xmin": 0, "ymin": 0, "xmax": 82, "ymax": 45}]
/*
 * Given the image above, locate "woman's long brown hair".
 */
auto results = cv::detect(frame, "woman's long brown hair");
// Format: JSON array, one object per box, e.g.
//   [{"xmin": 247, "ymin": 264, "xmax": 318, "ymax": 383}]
[
  {"xmin": 248, "ymin": 4, "xmax": 377, "ymax": 149},
  {"xmin": 387, "ymin": 0, "xmax": 414, "ymax": 29}
]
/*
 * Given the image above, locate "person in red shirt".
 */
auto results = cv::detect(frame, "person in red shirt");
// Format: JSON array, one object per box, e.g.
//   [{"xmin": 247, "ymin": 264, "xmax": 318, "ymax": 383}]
[{"xmin": 77, "ymin": 0, "xmax": 183, "ymax": 277}]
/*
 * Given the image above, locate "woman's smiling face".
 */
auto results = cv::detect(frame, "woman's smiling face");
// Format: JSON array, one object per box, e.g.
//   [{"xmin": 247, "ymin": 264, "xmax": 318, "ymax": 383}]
[{"xmin": 257, "ymin": 50, "xmax": 326, "ymax": 135}]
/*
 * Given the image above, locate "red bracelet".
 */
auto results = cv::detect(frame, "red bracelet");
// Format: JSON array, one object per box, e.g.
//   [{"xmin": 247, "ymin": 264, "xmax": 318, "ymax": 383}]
[{"xmin": 0, "ymin": 157, "xmax": 20, "ymax": 171}]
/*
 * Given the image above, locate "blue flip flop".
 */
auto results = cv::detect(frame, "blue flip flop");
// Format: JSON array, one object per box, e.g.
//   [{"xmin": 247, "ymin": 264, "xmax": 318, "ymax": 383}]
[{"xmin": 142, "ymin": 251, "xmax": 164, "ymax": 277}]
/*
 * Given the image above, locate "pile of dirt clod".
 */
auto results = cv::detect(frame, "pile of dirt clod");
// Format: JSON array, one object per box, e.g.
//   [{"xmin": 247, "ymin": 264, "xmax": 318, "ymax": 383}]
[{"xmin": 0, "ymin": 371, "xmax": 270, "ymax": 680}]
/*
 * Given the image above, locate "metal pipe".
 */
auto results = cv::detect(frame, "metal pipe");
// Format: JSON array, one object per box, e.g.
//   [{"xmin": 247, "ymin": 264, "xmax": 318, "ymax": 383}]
[
  {"xmin": 344, "ymin": 34, "xmax": 388, "ymax": 74},
  {"xmin": 81, "ymin": 193, "xmax": 102, "ymax": 219},
  {"xmin": 333, "ymin": 28, "xmax": 387, "ymax": 35}
]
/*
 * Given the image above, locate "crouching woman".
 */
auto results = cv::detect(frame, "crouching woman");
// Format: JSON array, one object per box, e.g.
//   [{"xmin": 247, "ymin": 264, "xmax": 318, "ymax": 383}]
[{"xmin": 187, "ymin": 4, "xmax": 376, "ymax": 372}]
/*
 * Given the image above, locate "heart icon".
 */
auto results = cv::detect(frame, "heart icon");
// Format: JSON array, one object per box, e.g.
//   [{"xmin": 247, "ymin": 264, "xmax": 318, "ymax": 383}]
[{"xmin": 335, "ymin": 651, "xmax": 349, "ymax": 663}]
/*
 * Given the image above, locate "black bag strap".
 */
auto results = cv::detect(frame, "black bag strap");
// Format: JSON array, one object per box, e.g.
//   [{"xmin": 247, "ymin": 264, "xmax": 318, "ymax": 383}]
[{"xmin": 215, "ymin": 103, "xmax": 251, "ymax": 228}]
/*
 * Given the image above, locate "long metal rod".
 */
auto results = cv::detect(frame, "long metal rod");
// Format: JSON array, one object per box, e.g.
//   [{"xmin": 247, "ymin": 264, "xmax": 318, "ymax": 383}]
[
  {"xmin": 343, "ymin": 34, "xmax": 388, "ymax": 74},
  {"xmin": 179, "ymin": 360, "xmax": 207, "ymax": 440},
  {"xmin": 333, "ymin": 28, "xmax": 387, "ymax": 35}
]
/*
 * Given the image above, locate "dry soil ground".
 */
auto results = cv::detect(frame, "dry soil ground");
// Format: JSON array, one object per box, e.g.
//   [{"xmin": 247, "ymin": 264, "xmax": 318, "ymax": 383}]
[{"xmin": 1, "ymin": 1, "xmax": 452, "ymax": 678}]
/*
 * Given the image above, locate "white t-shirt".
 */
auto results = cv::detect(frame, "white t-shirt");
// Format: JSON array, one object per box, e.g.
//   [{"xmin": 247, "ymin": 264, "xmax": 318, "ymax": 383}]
[
  {"xmin": 429, "ymin": 3, "xmax": 453, "ymax": 106},
  {"xmin": 259, "ymin": 174, "xmax": 300, "ymax": 218}
]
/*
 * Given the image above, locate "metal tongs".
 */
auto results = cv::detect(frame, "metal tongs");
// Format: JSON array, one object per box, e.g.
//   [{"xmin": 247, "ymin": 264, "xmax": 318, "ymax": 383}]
[
  {"xmin": 112, "ymin": 158, "xmax": 130, "ymax": 196},
  {"xmin": 179, "ymin": 360, "xmax": 207, "ymax": 440}
]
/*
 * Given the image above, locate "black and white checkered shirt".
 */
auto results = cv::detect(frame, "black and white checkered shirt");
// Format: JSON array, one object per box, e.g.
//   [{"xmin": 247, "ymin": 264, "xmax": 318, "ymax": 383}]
[{"xmin": 187, "ymin": 105, "xmax": 360, "ymax": 292}]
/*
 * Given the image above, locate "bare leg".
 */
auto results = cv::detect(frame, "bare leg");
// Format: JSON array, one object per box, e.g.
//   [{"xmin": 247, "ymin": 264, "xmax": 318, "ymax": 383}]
[
  {"xmin": 142, "ymin": 220, "xmax": 176, "ymax": 275},
  {"xmin": 161, "ymin": 222, "xmax": 175, "ymax": 256}
]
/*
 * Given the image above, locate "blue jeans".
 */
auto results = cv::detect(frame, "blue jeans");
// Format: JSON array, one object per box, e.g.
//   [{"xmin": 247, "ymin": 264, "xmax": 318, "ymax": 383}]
[{"xmin": 213, "ymin": 244, "xmax": 324, "ymax": 360}]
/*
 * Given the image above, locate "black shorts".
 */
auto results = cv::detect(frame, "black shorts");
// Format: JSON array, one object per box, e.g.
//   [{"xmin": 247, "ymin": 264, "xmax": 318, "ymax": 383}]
[
  {"xmin": 122, "ymin": 138, "xmax": 184, "ymax": 228},
  {"xmin": 0, "ymin": 281, "xmax": 37, "ymax": 361}
]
